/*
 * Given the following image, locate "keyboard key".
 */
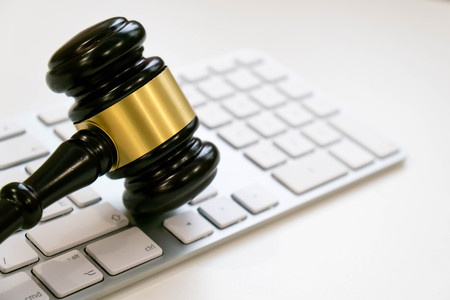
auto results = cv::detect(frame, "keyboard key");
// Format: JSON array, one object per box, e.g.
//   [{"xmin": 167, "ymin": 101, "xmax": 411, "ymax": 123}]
[
  {"xmin": 232, "ymin": 184, "xmax": 278, "ymax": 214},
  {"xmin": 198, "ymin": 197, "xmax": 247, "ymax": 229},
  {"xmin": 221, "ymin": 94, "xmax": 260, "ymax": 118},
  {"xmin": 247, "ymin": 112, "xmax": 287, "ymax": 137},
  {"xmin": 250, "ymin": 85, "xmax": 287, "ymax": 108},
  {"xmin": 302, "ymin": 121, "xmax": 341, "ymax": 146},
  {"xmin": 225, "ymin": 69, "xmax": 261, "ymax": 90},
  {"xmin": 163, "ymin": 210, "xmax": 214, "ymax": 244},
  {"xmin": 253, "ymin": 62, "xmax": 286, "ymax": 82},
  {"xmin": 277, "ymin": 78, "xmax": 313, "ymax": 99},
  {"xmin": 0, "ymin": 272, "xmax": 49, "ymax": 300},
  {"xmin": 54, "ymin": 121, "xmax": 76, "ymax": 141},
  {"xmin": 272, "ymin": 151, "xmax": 348, "ymax": 194},
  {"xmin": 27, "ymin": 202, "xmax": 129, "ymax": 256},
  {"xmin": 38, "ymin": 106, "xmax": 69, "ymax": 125},
  {"xmin": 303, "ymin": 96, "xmax": 339, "ymax": 117},
  {"xmin": 190, "ymin": 185, "xmax": 218, "ymax": 205},
  {"xmin": 41, "ymin": 198, "xmax": 73, "ymax": 222},
  {"xmin": 0, "ymin": 121, "xmax": 25, "ymax": 141},
  {"xmin": 329, "ymin": 113, "xmax": 399, "ymax": 158},
  {"xmin": 86, "ymin": 227, "xmax": 163, "ymax": 275},
  {"xmin": 275, "ymin": 102, "xmax": 314, "ymax": 127},
  {"xmin": 218, "ymin": 122, "xmax": 260, "ymax": 149},
  {"xmin": 195, "ymin": 103, "xmax": 233, "ymax": 128},
  {"xmin": 0, "ymin": 135, "xmax": 49, "ymax": 170},
  {"xmin": 25, "ymin": 157, "xmax": 46, "ymax": 174},
  {"xmin": 208, "ymin": 57, "xmax": 236, "ymax": 73},
  {"xmin": 181, "ymin": 85, "xmax": 209, "ymax": 107},
  {"xmin": 68, "ymin": 187, "xmax": 101, "ymax": 207},
  {"xmin": 244, "ymin": 142, "xmax": 287, "ymax": 170},
  {"xmin": 179, "ymin": 66, "xmax": 210, "ymax": 82},
  {"xmin": 197, "ymin": 77, "xmax": 234, "ymax": 100},
  {"xmin": 329, "ymin": 139, "xmax": 375, "ymax": 169},
  {"xmin": 273, "ymin": 131, "xmax": 315, "ymax": 157},
  {"xmin": 33, "ymin": 250, "xmax": 103, "ymax": 298},
  {"xmin": 0, "ymin": 167, "xmax": 28, "ymax": 186},
  {"xmin": 0, "ymin": 236, "xmax": 39, "ymax": 273},
  {"xmin": 235, "ymin": 51, "xmax": 262, "ymax": 65}
]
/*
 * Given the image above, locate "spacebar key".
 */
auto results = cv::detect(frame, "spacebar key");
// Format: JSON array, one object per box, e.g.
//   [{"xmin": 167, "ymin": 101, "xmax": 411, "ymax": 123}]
[{"xmin": 27, "ymin": 202, "xmax": 129, "ymax": 256}]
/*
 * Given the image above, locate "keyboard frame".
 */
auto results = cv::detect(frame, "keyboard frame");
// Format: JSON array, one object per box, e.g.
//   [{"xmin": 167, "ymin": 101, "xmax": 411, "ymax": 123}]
[{"xmin": 0, "ymin": 49, "xmax": 407, "ymax": 300}]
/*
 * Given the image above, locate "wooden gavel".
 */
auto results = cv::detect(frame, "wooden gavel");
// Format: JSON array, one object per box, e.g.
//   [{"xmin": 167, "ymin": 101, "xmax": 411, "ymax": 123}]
[{"xmin": 0, "ymin": 17, "xmax": 219, "ymax": 243}]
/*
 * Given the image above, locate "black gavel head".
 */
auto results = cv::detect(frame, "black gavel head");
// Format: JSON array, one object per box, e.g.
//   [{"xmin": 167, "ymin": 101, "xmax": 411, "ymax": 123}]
[{"xmin": 46, "ymin": 17, "xmax": 219, "ymax": 214}]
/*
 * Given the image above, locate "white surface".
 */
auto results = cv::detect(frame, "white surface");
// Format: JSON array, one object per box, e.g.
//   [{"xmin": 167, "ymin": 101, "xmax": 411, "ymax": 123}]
[{"xmin": 0, "ymin": 0, "xmax": 449, "ymax": 299}]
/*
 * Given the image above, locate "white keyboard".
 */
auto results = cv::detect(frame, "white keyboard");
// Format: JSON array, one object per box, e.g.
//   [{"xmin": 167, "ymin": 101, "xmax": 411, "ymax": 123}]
[{"xmin": 0, "ymin": 49, "xmax": 406, "ymax": 299}]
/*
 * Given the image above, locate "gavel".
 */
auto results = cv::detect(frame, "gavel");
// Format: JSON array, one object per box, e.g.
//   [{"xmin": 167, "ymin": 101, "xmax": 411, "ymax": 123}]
[{"xmin": 0, "ymin": 17, "xmax": 220, "ymax": 243}]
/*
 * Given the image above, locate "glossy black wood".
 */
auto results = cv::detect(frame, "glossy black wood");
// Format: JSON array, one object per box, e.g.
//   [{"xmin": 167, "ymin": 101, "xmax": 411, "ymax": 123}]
[
  {"xmin": 0, "ymin": 17, "xmax": 219, "ymax": 243},
  {"xmin": 46, "ymin": 17, "xmax": 165, "ymax": 123},
  {"xmin": 0, "ymin": 130, "xmax": 115, "ymax": 243}
]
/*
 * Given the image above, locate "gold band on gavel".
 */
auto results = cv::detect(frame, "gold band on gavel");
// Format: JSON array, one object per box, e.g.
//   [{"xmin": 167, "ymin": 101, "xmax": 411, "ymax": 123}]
[{"xmin": 75, "ymin": 67, "xmax": 196, "ymax": 170}]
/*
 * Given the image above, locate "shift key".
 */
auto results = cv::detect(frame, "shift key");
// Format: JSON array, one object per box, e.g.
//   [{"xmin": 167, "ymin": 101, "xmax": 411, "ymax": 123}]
[{"xmin": 27, "ymin": 202, "xmax": 128, "ymax": 256}]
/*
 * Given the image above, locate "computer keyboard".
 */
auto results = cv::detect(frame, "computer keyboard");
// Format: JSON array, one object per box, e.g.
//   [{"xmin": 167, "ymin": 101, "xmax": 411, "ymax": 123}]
[{"xmin": 0, "ymin": 49, "xmax": 406, "ymax": 299}]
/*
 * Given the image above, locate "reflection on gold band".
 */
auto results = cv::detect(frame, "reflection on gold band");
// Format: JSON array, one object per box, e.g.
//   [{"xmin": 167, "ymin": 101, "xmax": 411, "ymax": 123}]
[{"xmin": 75, "ymin": 67, "xmax": 196, "ymax": 170}]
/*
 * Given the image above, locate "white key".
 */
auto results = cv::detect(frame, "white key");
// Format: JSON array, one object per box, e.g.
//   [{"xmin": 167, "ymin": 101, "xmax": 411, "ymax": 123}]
[
  {"xmin": 54, "ymin": 121, "xmax": 77, "ymax": 141},
  {"xmin": 179, "ymin": 66, "xmax": 210, "ymax": 82},
  {"xmin": 25, "ymin": 157, "xmax": 46, "ymax": 174},
  {"xmin": 199, "ymin": 197, "xmax": 247, "ymax": 229},
  {"xmin": 232, "ymin": 184, "xmax": 279, "ymax": 214},
  {"xmin": 0, "ymin": 236, "xmax": 39, "ymax": 273},
  {"xmin": 181, "ymin": 85, "xmax": 208, "ymax": 107},
  {"xmin": 190, "ymin": 185, "xmax": 218, "ymax": 205},
  {"xmin": 195, "ymin": 103, "xmax": 233, "ymax": 128},
  {"xmin": 274, "ymin": 131, "xmax": 315, "ymax": 157},
  {"xmin": 329, "ymin": 113, "xmax": 399, "ymax": 158},
  {"xmin": 0, "ymin": 272, "xmax": 49, "ymax": 300},
  {"xmin": 0, "ymin": 121, "xmax": 25, "ymax": 141},
  {"xmin": 0, "ymin": 167, "xmax": 28, "ymax": 186},
  {"xmin": 250, "ymin": 85, "xmax": 287, "ymax": 108},
  {"xmin": 86, "ymin": 227, "xmax": 163, "ymax": 275},
  {"xmin": 163, "ymin": 210, "xmax": 214, "ymax": 244},
  {"xmin": 38, "ymin": 106, "xmax": 69, "ymax": 125},
  {"xmin": 302, "ymin": 121, "xmax": 341, "ymax": 146},
  {"xmin": 0, "ymin": 135, "xmax": 49, "ymax": 169},
  {"xmin": 41, "ymin": 198, "xmax": 73, "ymax": 222},
  {"xmin": 277, "ymin": 79, "xmax": 313, "ymax": 99},
  {"xmin": 221, "ymin": 94, "xmax": 260, "ymax": 118},
  {"xmin": 68, "ymin": 187, "xmax": 101, "ymax": 207},
  {"xmin": 253, "ymin": 62, "xmax": 286, "ymax": 82},
  {"xmin": 247, "ymin": 112, "xmax": 287, "ymax": 137},
  {"xmin": 244, "ymin": 142, "xmax": 287, "ymax": 170},
  {"xmin": 225, "ymin": 69, "xmax": 261, "ymax": 90},
  {"xmin": 218, "ymin": 122, "xmax": 260, "ymax": 149},
  {"xmin": 197, "ymin": 77, "xmax": 234, "ymax": 100},
  {"xmin": 27, "ymin": 202, "xmax": 129, "ymax": 256},
  {"xmin": 235, "ymin": 51, "xmax": 262, "ymax": 65},
  {"xmin": 272, "ymin": 151, "xmax": 348, "ymax": 194},
  {"xmin": 329, "ymin": 139, "xmax": 375, "ymax": 169},
  {"xmin": 303, "ymin": 96, "xmax": 339, "ymax": 117},
  {"xmin": 209, "ymin": 57, "xmax": 236, "ymax": 73},
  {"xmin": 33, "ymin": 250, "xmax": 103, "ymax": 298},
  {"xmin": 275, "ymin": 102, "xmax": 314, "ymax": 127}
]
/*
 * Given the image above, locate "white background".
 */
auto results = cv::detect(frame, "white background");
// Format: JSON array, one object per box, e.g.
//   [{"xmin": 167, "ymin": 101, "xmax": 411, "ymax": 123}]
[{"xmin": 1, "ymin": 0, "xmax": 449, "ymax": 299}]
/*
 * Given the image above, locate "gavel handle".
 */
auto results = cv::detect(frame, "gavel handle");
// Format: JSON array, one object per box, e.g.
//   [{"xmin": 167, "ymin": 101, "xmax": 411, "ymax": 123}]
[{"xmin": 0, "ymin": 129, "xmax": 115, "ymax": 243}]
